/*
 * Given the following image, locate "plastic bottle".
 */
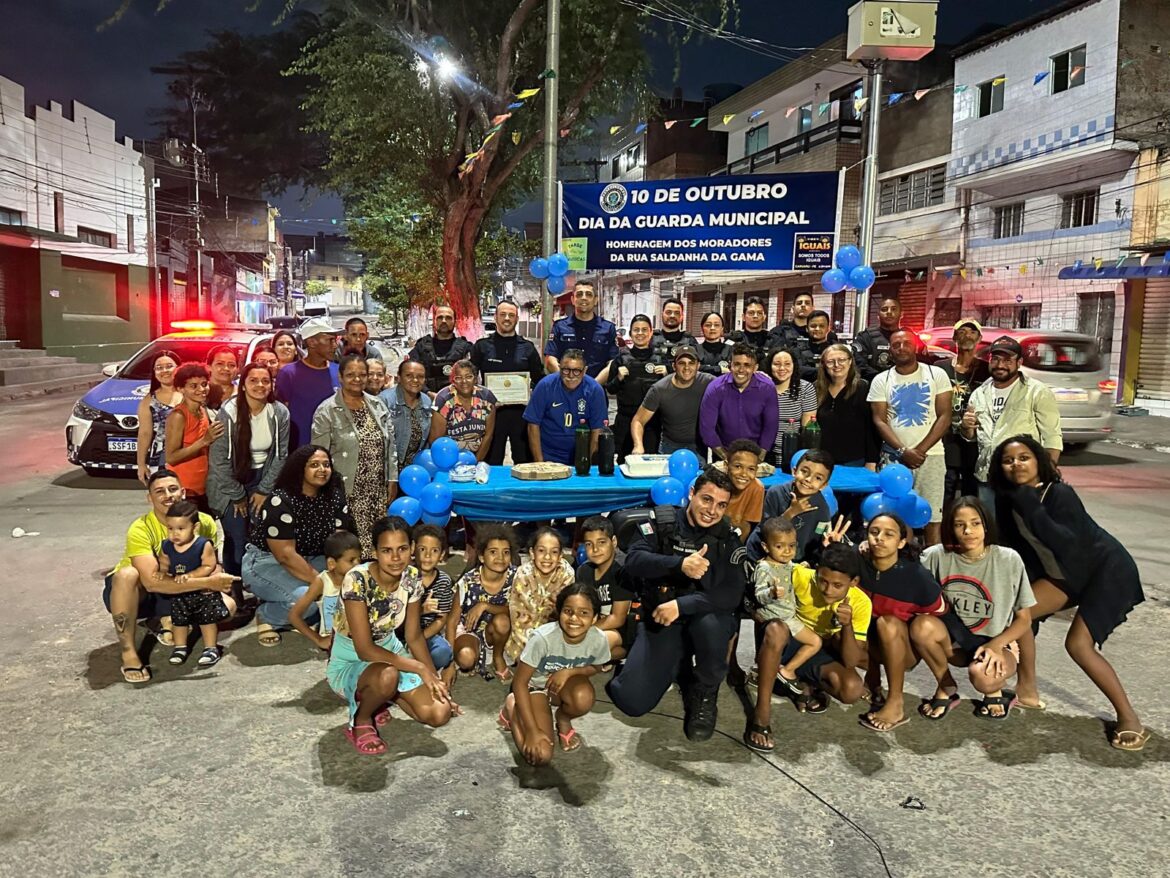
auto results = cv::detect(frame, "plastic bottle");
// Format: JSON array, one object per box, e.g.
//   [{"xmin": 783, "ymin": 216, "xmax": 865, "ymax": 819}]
[
  {"xmin": 597, "ymin": 421, "xmax": 615, "ymax": 476},
  {"xmin": 574, "ymin": 418, "xmax": 592, "ymax": 476},
  {"xmin": 780, "ymin": 418, "xmax": 800, "ymax": 471},
  {"xmin": 801, "ymin": 414, "xmax": 822, "ymax": 452}
]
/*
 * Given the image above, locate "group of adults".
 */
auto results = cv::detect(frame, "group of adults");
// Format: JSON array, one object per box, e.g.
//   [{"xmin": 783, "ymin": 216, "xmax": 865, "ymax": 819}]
[{"xmin": 105, "ymin": 285, "xmax": 1147, "ymax": 753}]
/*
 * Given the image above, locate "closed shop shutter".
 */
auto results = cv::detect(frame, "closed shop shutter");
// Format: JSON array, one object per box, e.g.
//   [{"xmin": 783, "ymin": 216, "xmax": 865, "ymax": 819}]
[
  {"xmin": 687, "ymin": 290, "xmax": 715, "ymax": 336},
  {"xmin": 897, "ymin": 281, "xmax": 929, "ymax": 333},
  {"xmin": 1137, "ymin": 278, "xmax": 1170, "ymax": 400}
]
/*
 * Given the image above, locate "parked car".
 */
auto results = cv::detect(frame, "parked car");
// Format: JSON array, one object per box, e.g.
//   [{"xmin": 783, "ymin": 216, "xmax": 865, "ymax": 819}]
[
  {"xmin": 65, "ymin": 321, "xmax": 274, "ymax": 477},
  {"xmin": 919, "ymin": 326, "xmax": 1115, "ymax": 446}
]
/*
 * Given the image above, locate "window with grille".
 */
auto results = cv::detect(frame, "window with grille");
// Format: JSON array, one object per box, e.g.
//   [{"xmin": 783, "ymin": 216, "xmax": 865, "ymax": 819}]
[
  {"xmin": 0, "ymin": 206, "xmax": 21, "ymax": 226},
  {"xmin": 1060, "ymin": 189, "xmax": 1098, "ymax": 229},
  {"xmin": 978, "ymin": 76, "xmax": 1005, "ymax": 117},
  {"xmin": 878, "ymin": 165, "xmax": 946, "ymax": 215},
  {"xmin": 979, "ymin": 303, "xmax": 1042, "ymax": 329},
  {"xmin": 1051, "ymin": 45, "xmax": 1087, "ymax": 94},
  {"xmin": 78, "ymin": 226, "xmax": 114, "ymax": 248},
  {"xmin": 745, "ymin": 123, "xmax": 769, "ymax": 156},
  {"xmin": 993, "ymin": 202, "xmax": 1025, "ymax": 238},
  {"xmin": 797, "ymin": 104, "xmax": 813, "ymax": 134}
]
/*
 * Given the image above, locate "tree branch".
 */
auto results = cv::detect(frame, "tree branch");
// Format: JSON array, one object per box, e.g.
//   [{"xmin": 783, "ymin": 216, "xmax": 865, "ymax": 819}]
[{"xmin": 495, "ymin": 0, "xmax": 546, "ymax": 100}]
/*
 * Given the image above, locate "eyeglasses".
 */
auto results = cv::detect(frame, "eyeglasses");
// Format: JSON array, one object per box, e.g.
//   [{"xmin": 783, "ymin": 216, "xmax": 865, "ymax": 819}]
[
  {"xmin": 823, "ymin": 358, "xmax": 851, "ymax": 367},
  {"xmin": 561, "ymin": 367, "xmax": 585, "ymax": 377}
]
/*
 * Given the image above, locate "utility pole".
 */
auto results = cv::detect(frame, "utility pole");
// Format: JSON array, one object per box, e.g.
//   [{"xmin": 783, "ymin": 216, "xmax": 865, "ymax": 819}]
[
  {"xmin": 853, "ymin": 59, "xmax": 883, "ymax": 336},
  {"xmin": 540, "ymin": 0, "xmax": 561, "ymax": 345},
  {"xmin": 190, "ymin": 89, "xmax": 207, "ymax": 317}
]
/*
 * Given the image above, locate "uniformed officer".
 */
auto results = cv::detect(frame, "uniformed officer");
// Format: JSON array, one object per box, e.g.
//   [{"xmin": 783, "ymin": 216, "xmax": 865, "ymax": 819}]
[
  {"xmin": 727, "ymin": 296, "xmax": 772, "ymax": 363},
  {"xmin": 793, "ymin": 309, "xmax": 839, "ymax": 380},
  {"xmin": 649, "ymin": 296, "xmax": 697, "ymax": 362},
  {"xmin": 768, "ymin": 291, "xmax": 814, "ymax": 348},
  {"xmin": 851, "ymin": 296, "xmax": 902, "ymax": 382},
  {"xmin": 607, "ymin": 467, "xmax": 748, "ymax": 742},
  {"xmin": 695, "ymin": 311, "xmax": 733, "ymax": 376},
  {"xmin": 470, "ymin": 300, "xmax": 544, "ymax": 465},
  {"xmin": 597, "ymin": 314, "xmax": 669, "ymax": 462},
  {"xmin": 408, "ymin": 304, "xmax": 474, "ymax": 392},
  {"xmin": 544, "ymin": 279, "xmax": 619, "ymax": 378}
]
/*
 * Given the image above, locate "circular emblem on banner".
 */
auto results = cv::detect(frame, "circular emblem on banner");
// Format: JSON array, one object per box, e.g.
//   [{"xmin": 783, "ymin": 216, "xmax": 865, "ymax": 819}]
[
  {"xmin": 442, "ymin": 364, "xmax": 453, "ymax": 375},
  {"xmin": 599, "ymin": 183, "xmax": 628, "ymax": 215},
  {"xmin": 577, "ymin": 399, "xmax": 587, "ymax": 413}
]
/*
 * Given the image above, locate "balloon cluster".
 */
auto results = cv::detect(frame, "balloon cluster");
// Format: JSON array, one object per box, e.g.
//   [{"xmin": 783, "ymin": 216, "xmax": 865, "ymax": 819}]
[
  {"xmin": 820, "ymin": 244, "xmax": 876, "ymax": 294},
  {"xmin": 529, "ymin": 251, "xmax": 572, "ymax": 295},
  {"xmin": 388, "ymin": 437, "xmax": 476, "ymax": 526},
  {"xmin": 649, "ymin": 449, "xmax": 702, "ymax": 506},
  {"xmin": 860, "ymin": 463, "xmax": 932, "ymax": 529}
]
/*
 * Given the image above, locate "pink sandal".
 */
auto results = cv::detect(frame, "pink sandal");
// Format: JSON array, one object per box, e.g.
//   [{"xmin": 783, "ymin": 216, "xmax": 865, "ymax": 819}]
[
  {"xmin": 344, "ymin": 723, "xmax": 387, "ymax": 755},
  {"xmin": 373, "ymin": 705, "xmax": 392, "ymax": 728}
]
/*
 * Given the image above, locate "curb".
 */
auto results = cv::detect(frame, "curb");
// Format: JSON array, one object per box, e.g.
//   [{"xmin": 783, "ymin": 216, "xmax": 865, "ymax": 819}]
[{"xmin": 1106, "ymin": 437, "xmax": 1170, "ymax": 454}]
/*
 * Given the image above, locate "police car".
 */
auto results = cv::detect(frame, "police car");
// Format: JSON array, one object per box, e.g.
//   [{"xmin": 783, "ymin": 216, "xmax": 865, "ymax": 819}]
[{"xmin": 66, "ymin": 321, "xmax": 275, "ymax": 476}]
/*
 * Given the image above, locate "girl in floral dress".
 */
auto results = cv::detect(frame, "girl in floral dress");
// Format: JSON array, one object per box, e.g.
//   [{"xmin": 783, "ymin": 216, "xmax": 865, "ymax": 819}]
[{"xmin": 506, "ymin": 527, "xmax": 576, "ymax": 665}]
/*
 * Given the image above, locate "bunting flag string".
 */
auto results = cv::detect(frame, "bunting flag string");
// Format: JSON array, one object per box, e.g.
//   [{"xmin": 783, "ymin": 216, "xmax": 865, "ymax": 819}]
[
  {"xmin": 785, "ymin": 106, "xmax": 797, "ymax": 118},
  {"xmin": 664, "ymin": 120, "xmax": 677, "ymax": 129},
  {"xmin": 853, "ymin": 97, "xmax": 869, "ymax": 113},
  {"xmin": 818, "ymin": 101, "xmax": 830, "ymax": 116},
  {"xmin": 635, "ymin": 122, "xmax": 647, "ymax": 134},
  {"xmin": 886, "ymin": 92, "xmax": 903, "ymax": 106},
  {"xmin": 749, "ymin": 109, "xmax": 765, "ymax": 121},
  {"xmin": 511, "ymin": 131, "xmax": 521, "ymax": 145},
  {"xmin": 722, "ymin": 113, "xmax": 736, "ymax": 125},
  {"xmin": 1033, "ymin": 71, "xmax": 1049, "ymax": 85},
  {"xmin": 514, "ymin": 87, "xmax": 541, "ymax": 100},
  {"xmin": 914, "ymin": 88, "xmax": 930, "ymax": 100},
  {"xmin": 690, "ymin": 117, "xmax": 704, "ymax": 128}
]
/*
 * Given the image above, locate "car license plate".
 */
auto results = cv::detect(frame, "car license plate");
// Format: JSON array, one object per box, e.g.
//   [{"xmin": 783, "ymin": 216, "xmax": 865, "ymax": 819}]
[
  {"xmin": 1053, "ymin": 388, "xmax": 1088, "ymax": 402},
  {"xmin": 107, "ymin": 437, "xmax": 137, "ymax": 452}
]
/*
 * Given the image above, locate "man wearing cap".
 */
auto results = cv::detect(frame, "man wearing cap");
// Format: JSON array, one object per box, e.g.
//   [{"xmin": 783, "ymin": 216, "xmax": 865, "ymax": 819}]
[
  {"xmin": 275, "ymin": 317, "xmax": 340, "ymax": 449},
  {"xmin": 938, "ymin": 319, "xmax": 991, "ymax": 503},
  {"xmin": 961, "ymin": 335, "xmax": 1062, "ymax": 510},
  {"xmin": 631, "ymin": 345, "xmax": 715, "ymax": 457},
  {"xmin": 408, "ymin": 304, "xmax": 474, "ymax": 393}
]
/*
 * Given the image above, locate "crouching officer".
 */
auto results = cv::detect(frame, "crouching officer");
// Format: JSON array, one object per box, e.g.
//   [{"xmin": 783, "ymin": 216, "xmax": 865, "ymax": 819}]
[{"xmin": 607, "ymin": 467, "xmax": 748, "ymax": 741}]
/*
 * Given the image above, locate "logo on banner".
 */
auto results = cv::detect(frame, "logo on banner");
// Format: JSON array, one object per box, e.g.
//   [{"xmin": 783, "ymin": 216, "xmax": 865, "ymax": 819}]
[{"xmin": 600, "ymin": 183, "xmax": 628, "ymax": 214}]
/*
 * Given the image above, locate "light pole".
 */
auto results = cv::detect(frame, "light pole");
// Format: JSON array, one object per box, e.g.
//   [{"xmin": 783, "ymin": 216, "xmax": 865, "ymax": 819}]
[
  {"xmin": 540, "ymin": 0, "xmax": 561, "ymax": 346},
  {"xmin": 853, "ymin": 59, "xmax": 882, "ymax": 336}
]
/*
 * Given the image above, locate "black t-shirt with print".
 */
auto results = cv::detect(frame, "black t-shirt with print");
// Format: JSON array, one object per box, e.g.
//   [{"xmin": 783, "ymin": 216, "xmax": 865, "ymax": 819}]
[
  {"xmin": 249, "ymin": 486, "xmax": 355, "ymax": 558},
  {"xmin": 575, "ymin": 560, "xmax": 636, "ymax": 616}
]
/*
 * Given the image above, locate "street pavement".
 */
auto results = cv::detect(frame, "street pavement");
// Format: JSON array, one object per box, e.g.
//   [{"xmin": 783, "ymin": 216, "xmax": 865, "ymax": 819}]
[{"xmin": 2, "ymin": 395, "xmax": 1168, "ymax": 878}]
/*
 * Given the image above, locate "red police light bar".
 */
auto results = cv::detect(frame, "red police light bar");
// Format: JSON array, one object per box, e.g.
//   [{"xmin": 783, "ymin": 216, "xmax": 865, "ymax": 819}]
[{"xmin": 171, "ymin": 320, "xmax": 218, "ymax": 331}]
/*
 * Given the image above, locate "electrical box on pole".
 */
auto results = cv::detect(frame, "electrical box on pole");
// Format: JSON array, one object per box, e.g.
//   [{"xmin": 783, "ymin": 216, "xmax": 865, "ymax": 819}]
[{"xmin": 847, "ymin": 1, "xmax": 938, "ymax": 61}]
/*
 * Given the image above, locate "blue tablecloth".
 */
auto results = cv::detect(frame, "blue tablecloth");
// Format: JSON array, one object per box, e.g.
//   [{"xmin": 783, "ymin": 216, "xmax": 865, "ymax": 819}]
[{"xmin": 448, "ymin": 465, "xmax": 878, "ymax": 522}]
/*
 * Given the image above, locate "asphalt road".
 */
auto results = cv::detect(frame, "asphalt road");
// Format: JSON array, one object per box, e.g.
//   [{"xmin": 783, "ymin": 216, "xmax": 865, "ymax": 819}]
[{"xmin": 2, "ymin": 395, "xmax": 1167, "ymax": 878}]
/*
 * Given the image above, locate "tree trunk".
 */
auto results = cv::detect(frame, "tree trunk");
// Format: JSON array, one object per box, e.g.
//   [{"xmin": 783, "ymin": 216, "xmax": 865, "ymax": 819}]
[{"xmin": 441, "ymin": 198, "xmax": 484, "ymax": 340}]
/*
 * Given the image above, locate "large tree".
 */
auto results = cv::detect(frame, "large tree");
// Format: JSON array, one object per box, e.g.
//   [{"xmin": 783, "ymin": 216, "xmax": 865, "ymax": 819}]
[{"xmin": 296, "ymin": 0, "xmax": 730, "ymax": 334}]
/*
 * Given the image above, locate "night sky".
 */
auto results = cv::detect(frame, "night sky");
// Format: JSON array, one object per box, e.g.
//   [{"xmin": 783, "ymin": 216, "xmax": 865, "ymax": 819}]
[{"xmin": 0, "ymin": 0, "xmax": 1069, "ymax": 226}]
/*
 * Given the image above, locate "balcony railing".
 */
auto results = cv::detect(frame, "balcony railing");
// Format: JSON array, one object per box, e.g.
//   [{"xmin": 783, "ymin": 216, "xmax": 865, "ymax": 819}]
[{"xmin": 712, "ymin": 118, "xmax": 863, "ymax": 176}]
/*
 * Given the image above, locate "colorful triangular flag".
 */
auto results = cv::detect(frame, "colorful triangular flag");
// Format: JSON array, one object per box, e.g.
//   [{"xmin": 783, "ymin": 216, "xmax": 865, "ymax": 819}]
[
  {"xmin": 959, "ymin": 268, "xmax": 967, "ymax": 279},
  {"xmin": 986, "ymin": 267, "xmax": 995, "ymax": 275},
  {"xmin": 664, "ymin": 120, "xmax": 677, "ymax": 129},
  {"xmin": 1033, "ymin": 71, "xmax": 1049, "ymax": 85},
  {"xmin": 690, "ymin": 117, "xmax": 704, "ymax": 128},
  {"xmin": 722, "ymin": 113, "xmax": 736, "ymax": 125},
  {"xmin": 609, "ymin": 125, "xmax": 621, "ymax": 135},
  {"xmin": 992, "ymin": 77, "xmax": 1006, "ymax": 85},
  {"xmin": 1019, "ymin": 264, "xmax": 1028, "ymax": 275},
  {"xmin": 1121, "ymin": 58, "xmax": 1136, "ymax": 69},
  {"xmin": 507, "ymin": 102, "xmax": 523, "ymax": 110},
  {"xmin": 853, "ymin": 97, "xmax": 869, "ymax": 113},
  {"xmin": 635, "ymin": 122, "xmax": 647, "ymax": 134},
  {"xmin": 511, "ymin": 131, "xmax": 521, "ymax": 145},
  {"xmin": 976, "ymin": 267, "xmax": 983, "ymax": 277},
  {"xmin": 515, "ymin": 87, "xmax": 541, "ymax": 100},
  {"xmin": 1093, "ymin": 258, "xmax": 1104, "ymax": 270},
  {"xmin": 887, "ymin": 92, "xmax": 903, "ymax": 105},
  {"xmin": 1141, "ymin": 252, "xmax": 1151, "ymax": 266},
  {"xmin": 1071, "ymin": 66, "xmax": 1084, "ymax": 79},
  {"xmin": 491, "ymin": 113, "xmax": 512, "ymax": 126},
  {"xmin": 818, "ymin": 102, "xmax": 830, "ymax": 116},
  {"xmin": 914, "ymin": 88, "xmax": 930, "ymax": 100},
  {"xmin": 954, "ymin": 85, "xmax": 969, "ymax": 94},
  {"xmin": 749, "ymin": 109, "xmax": 764, "ymax": 121},
  {"xmin": 785, "ymin": 106, "xmax": 797, "ymax": 118},
  {"xmin": 915, "ymin": 270, "xmax": 925, "ymax": 280}
]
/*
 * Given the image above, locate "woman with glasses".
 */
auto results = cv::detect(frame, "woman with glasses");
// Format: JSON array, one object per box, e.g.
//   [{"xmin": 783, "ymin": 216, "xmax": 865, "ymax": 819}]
[
  {"xmin": 815, "ymin": 343, "xmax": 878, "ymax": 471},
  {"xmin": 429, "ymin": 359, "xmax": 498, "ymax": 460},
  {"xmin": 135, "ymin": 350, "xmax": 184, "ymax": 485},
  {"xmin": 762, "ymin": 347, "xmax": 817, "ymax": 469}
]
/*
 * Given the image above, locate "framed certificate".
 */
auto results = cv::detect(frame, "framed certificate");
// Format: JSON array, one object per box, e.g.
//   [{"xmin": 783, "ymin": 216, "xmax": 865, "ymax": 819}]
[{"xmin": 485, "ymin": 372, "xmax": 531, "ymax": 405}]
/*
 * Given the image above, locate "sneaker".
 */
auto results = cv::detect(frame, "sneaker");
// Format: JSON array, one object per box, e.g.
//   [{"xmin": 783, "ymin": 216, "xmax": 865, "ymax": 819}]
[
  {"xmin": 684, "ymin": 688, "xmax": 718, "ymax": 742},
  {"xmin": 196, "ymin": 646, "xmax": 223, "ymax": 668}
]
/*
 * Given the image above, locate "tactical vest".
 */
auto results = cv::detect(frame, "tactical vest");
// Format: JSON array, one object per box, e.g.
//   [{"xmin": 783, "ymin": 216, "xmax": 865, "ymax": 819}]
[{"xmin": 413, "ymin": 335, "xmax": 473, "ymax": 391}]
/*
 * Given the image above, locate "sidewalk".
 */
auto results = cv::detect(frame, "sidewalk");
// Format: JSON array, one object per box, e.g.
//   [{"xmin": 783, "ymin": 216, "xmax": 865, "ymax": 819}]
[{"xmin": 1108, "ymin": 411, "xmax": 1170, "ymax": 452}]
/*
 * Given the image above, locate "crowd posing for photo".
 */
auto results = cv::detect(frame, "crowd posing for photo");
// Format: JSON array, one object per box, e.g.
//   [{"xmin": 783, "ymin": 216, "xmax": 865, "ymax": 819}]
[{"xmin": 103, "ymin": 295, "xmax": 1150, "ymax": 759}]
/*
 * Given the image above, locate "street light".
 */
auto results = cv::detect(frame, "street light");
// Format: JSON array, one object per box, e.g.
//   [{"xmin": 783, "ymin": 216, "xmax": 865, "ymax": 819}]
[{"xmin": 436, "ymin": 56, "xmax": 459, "ymax": 80}]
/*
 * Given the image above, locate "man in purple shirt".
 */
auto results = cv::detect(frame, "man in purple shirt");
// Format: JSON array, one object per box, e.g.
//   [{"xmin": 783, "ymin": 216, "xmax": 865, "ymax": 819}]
[
  {"xmin": 699, "ymin": 342, "xmax": 778, "ymax": 459},
  {"xmin": 275, "ymin": 317, "xmax": 340, "ymax": 449}
]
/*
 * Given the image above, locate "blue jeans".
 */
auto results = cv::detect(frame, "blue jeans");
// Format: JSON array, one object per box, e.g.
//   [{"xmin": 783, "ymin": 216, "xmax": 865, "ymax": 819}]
[
  {"xmin": 659, "ymin": 438, "xmax": 702, "ymax": 456},
  {"xmin": 241, "ymin": 544, "xmax": 325, "ymax": 629},
  {"xmin": 427, "ymin": 634, "xmax": 454, "ymax": 670},
  {"xmin": 221, "ymin": 468, "xmax": 263, "ymax": 577}
]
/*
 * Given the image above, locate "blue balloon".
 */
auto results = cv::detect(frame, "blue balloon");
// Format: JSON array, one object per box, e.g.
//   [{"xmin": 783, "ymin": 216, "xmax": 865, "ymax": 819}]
[
  {"xmin": 575, "ymin": 544, "xmax": 588, "ymax": 565},
  {"xmin": 860, "ymin": 491, "xmax": 895, "ymax": 522},
  {"xmin": 878, "ymin": 462, "xmax": 913, "ymax": 498},
  {"xmin": 431, "ymin": 436, "xmax": 460, "ymax": 471},
  {"xmin": 668, "ymin": 448, "xmax": 701, "ymax": 482},
  {"xmin": 457, "ymin": 450, "xmax": 477, "ymax": 468},
  {"xmin": 547, "ymin": 274, "xmax": 566, "ymax": 295},
  {"xmin": 420, "ymin": 482, "xmax": 454, "ymax": 515},
  {"xmin": 388, "ymin": 495, "xmax": 422, "ymax": 526},
  {"xmin": 820, "ymin": 268, "xmax": 847, "ymax": 293},
  {"xmin": 421, "ymin": 510, "xmax": 451, "ymax": 526},
  {"xmin": 433, "ymin": 470, "xmax": 450, "ymax": 484},
  {"xmin": 414, "ymin": 448, "xmax": 438, "ymax": 477},
  {"xmin": 895, "ymin": 490, "xmax": 919, "ymax": 520},
  {"xmin": 821, "ymin": 484, "xmax": 838, "ymax": 519},
  {"xmin": 547, "ymin": 252, "xmax": 570, "ymax": 277},
  {"xmin": 789, "ymin": 448, "xmax": 807, "ymax": 473},
  {"xmin": 906, "ymin": 495, "xmax": 933, "ymax": 529},
  {"xmin": 849, "ymin": 264, "xmax": 876, "ymax": 290},
  {"xmin": 529, "ymin": 257, "xmax": 549, "ymax": 279},
  {"xmin": 650, "ymin": 476, "xmax": 686, "ymax": 506},
  {"xmin": 399, "ymin": 464, "xmax": 431, "ymax": 498},
  {"xmin": 836, "ymin": 244, "xmax": 863, "ymax": 271}
]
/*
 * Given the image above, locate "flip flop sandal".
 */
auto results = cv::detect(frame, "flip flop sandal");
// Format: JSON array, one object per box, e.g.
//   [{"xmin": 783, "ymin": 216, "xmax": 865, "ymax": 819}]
[
  {"xmin": 495, "ymin": 666, "xmax": 514, "ymax": 683},
  {"xmin": 196, "ymin": 646, "xmax": 223, "ymax": 668},
  {"xmin": 344, "ymin": 723, "xmax": 387, "ymax": 756},
  {"xmin": 918, "ymin": 692, "xmax": 961, "ymax": 721},
  {"xmin": 256, "ymin": 622, "xmax": 282, "ymax": 647},
  {"xmin": 743, "ymin": 721, "xmax": 774, "ymax": 752},
  {"xmin": 120, "ymin": 665, "xmax": 152, "ymax": 684},
  {"xmin": 168, "ymin": 646, "xmax": 191, "ymax": 666},
  {"xmin": 497, "ymin": 706, "xmax": 512, "ymax": 732},
  {"xmin": 795, "ymin": 690, "xmax": 829, "ymax": 714},
  {"xmin": 1110, "ymin": 728, "xmax": 1151, "ymax": 752},
  {"xmin": 558, "ymin": 728, "xmax": 582, "ymax": 751},
  {"xmin": 373, "ymin": 706, "xmax": 392, "ymax": 728},
  {"xmin": 975, "ymin": 690, "xmax": 1018, "ymax": 720},
  {"xmin": 859, "ymin": 713, "xmax": 911, "ymax": 733},
  {"xmin": 1016, "ymin": 697, "xmax": 1047, "ymax": 711}
]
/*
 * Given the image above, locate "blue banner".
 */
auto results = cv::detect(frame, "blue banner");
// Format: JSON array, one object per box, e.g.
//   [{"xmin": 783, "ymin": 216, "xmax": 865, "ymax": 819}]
[{"xmin": 561, "ymin": 172, "xmax": 838, "ymax": 271}]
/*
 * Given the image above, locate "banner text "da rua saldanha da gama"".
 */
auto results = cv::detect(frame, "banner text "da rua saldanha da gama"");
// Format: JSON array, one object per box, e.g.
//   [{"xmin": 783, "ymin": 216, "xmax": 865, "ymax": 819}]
[{"xmin": 560, "ymin": 172, "xmax": 839, "ymax": 271}]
